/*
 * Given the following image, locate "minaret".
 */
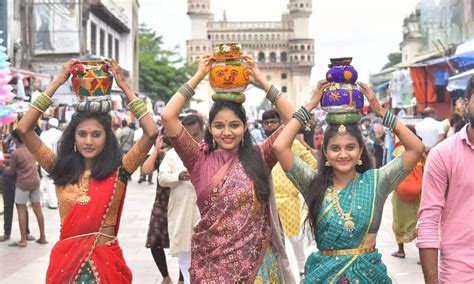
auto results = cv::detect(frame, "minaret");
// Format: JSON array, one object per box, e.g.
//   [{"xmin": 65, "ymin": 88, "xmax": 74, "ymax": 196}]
[
  {"xmin": 187, "ymin": 0, "xmax": 213, "ymax": 113},
  {"xmin": 287, "ymin": 0, "xmax": 314, "ymax": 107}
]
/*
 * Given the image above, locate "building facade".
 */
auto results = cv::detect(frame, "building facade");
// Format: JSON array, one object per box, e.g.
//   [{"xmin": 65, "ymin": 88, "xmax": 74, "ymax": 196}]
[
  {"xmin": 7, "ymin": 0, "xmax": 139, "ymax": 105},
  {"xmin": 186, "ymin": 0, "xmax": 315, "ymax": 114},
  {"xmin": 400, "ymin": 4, "xmax": 423, "ymax": 62}
]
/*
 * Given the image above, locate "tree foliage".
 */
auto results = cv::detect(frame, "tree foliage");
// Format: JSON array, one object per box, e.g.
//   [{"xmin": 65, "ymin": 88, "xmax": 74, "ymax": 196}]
[
  {"xmin": 382, "ymin": 52, "xmax": 402, "ymax": 70},
  {"xmin": 139, "ymin": 24, "xmax": 196, "ymax": 102}
]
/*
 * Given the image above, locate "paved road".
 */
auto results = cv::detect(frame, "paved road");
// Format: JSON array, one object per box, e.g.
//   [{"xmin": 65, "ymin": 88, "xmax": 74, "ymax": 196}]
[{"xmin": 0, "ymin": 172, "xmax": 424, "ymax": 283}]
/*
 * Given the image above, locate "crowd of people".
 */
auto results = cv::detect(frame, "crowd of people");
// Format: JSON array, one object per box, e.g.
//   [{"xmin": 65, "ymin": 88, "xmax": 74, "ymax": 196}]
[{"xmin": 0, "ymin": 55, "xmax": 472, "ymax": 283}]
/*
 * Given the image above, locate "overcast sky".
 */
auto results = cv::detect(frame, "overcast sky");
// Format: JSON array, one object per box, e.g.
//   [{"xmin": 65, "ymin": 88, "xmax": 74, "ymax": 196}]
[{"xmin": 139, "ymin": 0, "xmax": 419, "ymax": 84}]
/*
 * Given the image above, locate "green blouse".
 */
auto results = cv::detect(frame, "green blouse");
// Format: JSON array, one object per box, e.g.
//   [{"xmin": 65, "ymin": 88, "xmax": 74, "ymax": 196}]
[{"xmin": 286, "ymin": 155, "xmax": 409, "ymax": 234}]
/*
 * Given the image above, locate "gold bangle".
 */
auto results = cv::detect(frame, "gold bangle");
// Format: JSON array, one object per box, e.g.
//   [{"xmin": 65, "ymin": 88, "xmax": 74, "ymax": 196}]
[{"xmin": 31, "ymin": 92, "xmax": 53, "ymax": 113}]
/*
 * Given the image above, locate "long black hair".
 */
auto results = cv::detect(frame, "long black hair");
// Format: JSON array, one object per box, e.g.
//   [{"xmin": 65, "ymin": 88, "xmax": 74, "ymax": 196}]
[
  {"xmin": 50, "ymin": 112, "xmax": 122, "ymax": 186},
  {"xmin": 305, "ymin": 123, "xmax": 373, "ymax": 240},
  {"xmin": 204, "ymin": 101, "xmax": 271, "ymax": 202}
]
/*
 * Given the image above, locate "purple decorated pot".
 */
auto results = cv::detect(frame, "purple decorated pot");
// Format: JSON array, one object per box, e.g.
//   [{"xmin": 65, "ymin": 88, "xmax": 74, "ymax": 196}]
[{"xmin": 321, "ymin": 57, "xmax": 364, "ymax": 112}]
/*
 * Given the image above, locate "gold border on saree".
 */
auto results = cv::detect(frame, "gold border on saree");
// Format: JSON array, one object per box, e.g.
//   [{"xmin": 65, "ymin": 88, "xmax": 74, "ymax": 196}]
[{"xmin": 319, "ymin": 246, "xmax": 375, "ymax": 256}]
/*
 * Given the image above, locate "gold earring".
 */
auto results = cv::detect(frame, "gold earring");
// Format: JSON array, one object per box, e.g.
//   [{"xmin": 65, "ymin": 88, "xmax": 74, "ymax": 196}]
[
  {"xmin": 213, "ymin": 139, "xmax": 217, "ymax": 149},
  {"xmin": 325, "ymin": 161, "xmax": 331, "ymax": 167},
  {"xmin": 357, "ymin": 159, "xmax": 362, "ymax": 165},
  {"xmin": 74, "ymin": 143, "xmax": 77, "ymax": 152}
]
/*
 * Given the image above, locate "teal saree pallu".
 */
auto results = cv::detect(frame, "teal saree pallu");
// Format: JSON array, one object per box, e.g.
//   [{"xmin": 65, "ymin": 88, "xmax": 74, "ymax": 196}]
[{"xmin": 304, "ymin": 170, "xmax": 392, "ymax": 284}]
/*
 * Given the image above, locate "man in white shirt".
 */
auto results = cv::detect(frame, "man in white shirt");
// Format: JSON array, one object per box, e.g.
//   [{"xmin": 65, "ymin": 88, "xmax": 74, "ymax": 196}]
[
  {"xmin": 158, "ymin": 114, "xmax": 202, "ymax": 284},
  {"xmin": 415, "ymin": 107, "xmax": 443, "ymax": 151},
  {"xmin": 39, "ymin": 118, "xmax": 62, "ymax": 209}
]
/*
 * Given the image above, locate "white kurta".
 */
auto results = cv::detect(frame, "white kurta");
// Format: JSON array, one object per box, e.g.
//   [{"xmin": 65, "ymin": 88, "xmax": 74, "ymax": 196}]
[{"xmin": 158, "ymin": 148, "xmax": 200, "ymax": 256}]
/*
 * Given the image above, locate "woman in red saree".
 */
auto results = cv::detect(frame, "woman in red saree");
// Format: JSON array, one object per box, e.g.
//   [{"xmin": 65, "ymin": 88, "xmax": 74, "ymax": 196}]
[
  {"xmin": 161, "ymin": 55, "xmax": 296, "ymax": 283},
  {"xmin": 17, "ymin": 59, "xmax": 158, "ymax": 283}
]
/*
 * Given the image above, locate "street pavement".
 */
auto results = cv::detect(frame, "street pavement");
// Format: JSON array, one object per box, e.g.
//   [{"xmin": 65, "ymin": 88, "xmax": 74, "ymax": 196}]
[{"xmin": 0, "ymin": 172, "xmax": 424, "ymax": 283}]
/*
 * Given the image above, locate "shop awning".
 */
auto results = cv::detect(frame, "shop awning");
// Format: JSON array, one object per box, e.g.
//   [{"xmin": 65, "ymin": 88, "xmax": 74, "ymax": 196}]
[
  {"xmin": 394, "ymin": 49, "xmax": 446, "ymax": 68},
  {"xmin": 451, "ymin": 50, "xmax": 474, "ymax": 70},
  {"xmin": 374, "ymin": 81, "xmax": 389, "ymax": 92},
  {"xmin": 10, "ymin": 68, "xmax": 52, "ymax": 80},
  {"xmin": 446, "ymin": 69, "xmax": 474, "ymax": 91}
]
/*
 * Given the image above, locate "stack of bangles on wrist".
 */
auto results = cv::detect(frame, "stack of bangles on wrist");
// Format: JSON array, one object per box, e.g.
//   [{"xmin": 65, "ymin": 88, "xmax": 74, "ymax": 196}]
[
  {"xmin": 127, "ymin": 98, "xmax": 149, "ymax": 120},
  {"xmin": 31, "ymin": 92, "xmax": 53, "ymax": 113},
  {"xmin": 178, "ymin": 83, "xmax": 195, "ymax": 101},
  {"xmin": 292, "ymin": 106, "xmax": 312, "ymax": 128},
  {"xmin": 382, "ymin": 110, "xmax": 397, "ymax": 131},
  {"xmin": 266, "ymin": 85, "xmax": 283, "ymax": 105}
]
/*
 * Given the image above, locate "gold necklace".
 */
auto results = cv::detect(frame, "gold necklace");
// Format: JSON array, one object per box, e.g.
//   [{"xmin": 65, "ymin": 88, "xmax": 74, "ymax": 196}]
[
  {"xmin": 76, "ymin": 171, "xmax": 91, "ymax": 206},
  {"xmin": 329, "ymin": 175, "xmax": 357, "ymax": 232}
]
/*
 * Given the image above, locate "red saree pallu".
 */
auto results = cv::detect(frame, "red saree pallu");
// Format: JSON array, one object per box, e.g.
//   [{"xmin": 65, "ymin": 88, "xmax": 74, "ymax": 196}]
[
  {"xmin": 46, "ymin": 170, "xmax": 132, "ymax": 284},
  {"xmin": 190, "ymin": 157, "xmax": 272, "ymax": 283}
]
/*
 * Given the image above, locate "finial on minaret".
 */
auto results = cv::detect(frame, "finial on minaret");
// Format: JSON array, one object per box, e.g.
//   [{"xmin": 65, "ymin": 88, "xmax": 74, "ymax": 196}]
[{"xmin": 223, "ymin": 10, "xmax": 227, "ymax": 22}]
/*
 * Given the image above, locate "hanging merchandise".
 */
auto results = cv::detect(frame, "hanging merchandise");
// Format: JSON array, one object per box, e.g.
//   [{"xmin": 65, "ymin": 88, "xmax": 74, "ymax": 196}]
[
  {"xmin": 16, "ymin": 73, "xmax": 26, "ymax": 99},
  {"xmin": 389, "ymin": 69, "xmax": 414, "ymax": 109},
  {"xmin": 0, "ymin": 31, "xmax": 17, "ymax": 125}
]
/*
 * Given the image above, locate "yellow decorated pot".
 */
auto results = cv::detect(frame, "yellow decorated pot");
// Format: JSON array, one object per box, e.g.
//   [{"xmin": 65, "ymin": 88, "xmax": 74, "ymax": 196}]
[{"xmin": 209, "ymin": 60, "xmax": 250, "ymax": 93}]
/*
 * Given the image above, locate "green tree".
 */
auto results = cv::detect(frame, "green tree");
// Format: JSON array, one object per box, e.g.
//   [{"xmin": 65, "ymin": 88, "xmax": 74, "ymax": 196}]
[
  {"xmin": 139, "ymin": 24, "xmax": 196, "ymax": 102},
  {"xmin": 382, "ymin": 52, "xmax": 402, "ymax": 70}
]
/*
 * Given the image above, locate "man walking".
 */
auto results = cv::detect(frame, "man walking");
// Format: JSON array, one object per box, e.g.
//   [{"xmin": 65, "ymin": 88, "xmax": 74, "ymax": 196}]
[
  {"xmin": 158, "ymin": 114, "xmax": 202, "ymax": 284},
  {"xmin": 417, "ymin": 77, "xmax": 474, "ymax": 283}
]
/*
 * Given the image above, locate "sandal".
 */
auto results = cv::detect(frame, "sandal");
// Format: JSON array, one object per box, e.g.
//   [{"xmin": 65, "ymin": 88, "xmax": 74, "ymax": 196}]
[
  {"xmin": 35, "ymin": 239, "xmax": 49, "ymax": 244},
  {"xmin": 8, "ymin": 241, "xmax": 27, "ymax": 247},
  {"xmin": 391, "ymin": 251, "xmax": 406, "ymax": 258},
  {"xmin": 0, "ymin": 235, "xmax": 10, "ymax": 242}
]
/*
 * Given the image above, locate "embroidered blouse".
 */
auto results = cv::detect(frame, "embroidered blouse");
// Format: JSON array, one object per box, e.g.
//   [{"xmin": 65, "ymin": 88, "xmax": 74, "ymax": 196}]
[
  {"xmin": 168, "ymin": 126, "xmax": 280, "ymax": 199},
  {"xmin": 286, "ymin": 155, "xmax": 409, "ymax": 233},
  {"xmin": 32, "ymin": 141, "xmax": 148, "ymax": 225}
]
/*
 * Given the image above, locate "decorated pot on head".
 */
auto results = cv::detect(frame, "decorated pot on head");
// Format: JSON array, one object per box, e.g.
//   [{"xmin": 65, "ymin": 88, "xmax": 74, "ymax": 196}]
[
  {"xmin": 322, "ymin": 57, "xmax": 364, "ymax": 124},
  {"xmin": 210, "ymin": 43, "xmax": 249, "ymax": 104},
  {"xmin": 70, "ymin": 61, "xmax": 113, "ymax": 113}
]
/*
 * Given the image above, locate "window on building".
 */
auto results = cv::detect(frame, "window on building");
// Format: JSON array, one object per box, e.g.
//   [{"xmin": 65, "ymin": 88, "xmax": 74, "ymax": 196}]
[
  {"xmin": 301, "ymin": 55, "xmax": 305, "ymax": 61},
  {"xmin": 280, "ymin": 52, "xmax": 287, "ymax": 63},
  {"xmin": 208, "ymin": 34, "xmax": 211, "ymax": 40},
  {"xmin": 258, "ymin": 52, "xmax": 265, "ymax": 63},
  {"xmin": 196, "ymin": 46, "xmax": 201, "ymax": 52},
  {"xmin": 281, "ymin": 73, "xmax": 287, "ymax": 79},
  {"xmin": 115, "ymin": 38, "xmax": 119, "ymax": 62},
  {"xmin": 307, "ymin": 45, "xmax": 311, "ymax": 50},
  {"xmin": 282, "ymin": 86, "xmax": 287, "ymax": 93},
  {"xmin": 301, "ymin": 45, "xmax": 305, "ymax": 51},
  {"xmin": 90, "ymin": 22, "xmax": 97, "ymax": 55},
  {"xmin": 108, "ymin": 34, "xmax": 113, "ymax": 58},
  {"xmin": 190, "ymin": 46, "xmax": 193, "ymax": 52},
  {"xmin": 270, "ymin": 52, "xmax": 276, "ymax": 62},
  {"xmin": 100, "ymin": 29, "xmax": 105, "ymax": 56}
]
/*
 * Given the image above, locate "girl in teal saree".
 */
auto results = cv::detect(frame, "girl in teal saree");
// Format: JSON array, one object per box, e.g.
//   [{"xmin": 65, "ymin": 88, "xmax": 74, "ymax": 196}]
[{"xmin": 273, "ymin": 81, "xmax": 425, "ymax": 283}]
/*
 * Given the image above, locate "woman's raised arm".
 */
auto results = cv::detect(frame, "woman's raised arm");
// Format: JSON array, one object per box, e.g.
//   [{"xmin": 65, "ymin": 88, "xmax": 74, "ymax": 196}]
[
  {"xmin": 106, "ymin": 58, "xmax": 158, "ymax": 154},
  {"xmin": 358, "ymin": 82, "xmax": 424, "ymax": 171},
  {"xmin": 161, "ymin": 55, "xmax": 212, "ymax": 137},
  {"xmin": 17, "ymin": 59, "xmax": 79, "ymax": 153},
  {"xmin": 273, "ymin": 80, "xmax": 330, "ymax": 171}
]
